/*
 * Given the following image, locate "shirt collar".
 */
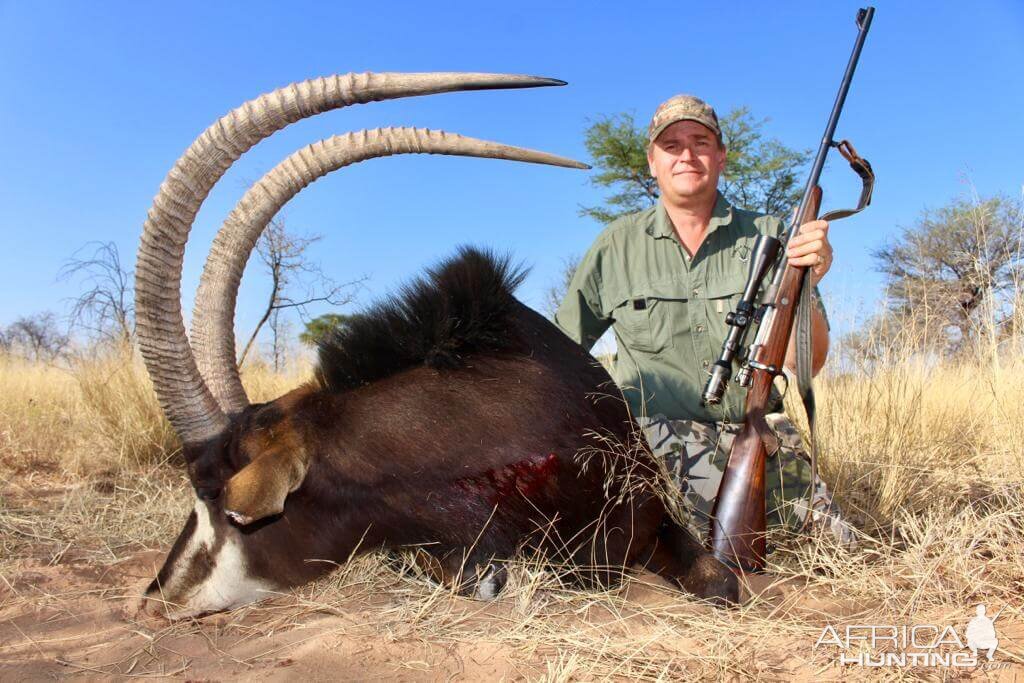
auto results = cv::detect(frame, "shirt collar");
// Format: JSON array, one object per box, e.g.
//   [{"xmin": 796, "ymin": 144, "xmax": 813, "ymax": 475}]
[{"xmin": 649, "ymin": 192, "xmax": 734, "ymax": 239}]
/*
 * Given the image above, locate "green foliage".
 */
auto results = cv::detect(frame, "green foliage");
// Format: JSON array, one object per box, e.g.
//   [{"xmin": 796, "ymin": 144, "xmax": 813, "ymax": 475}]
[
  {"xmin": 864, "ymin": 193, "xmax": 1024, "ymax": 356},
  {"xmin": 718, "ymin": 107, "xmax": 811, "ymax": 218},
  {"xmin": 300, "ymin": 313, "xmax": 357, "ymax": 347},
  {"xmin": 579, "ymin": 114, "xmax": 658, "ymax": 224},
  {"xmin": 579, "ymin": 107, "xmax": 810, "ymax": 223}
]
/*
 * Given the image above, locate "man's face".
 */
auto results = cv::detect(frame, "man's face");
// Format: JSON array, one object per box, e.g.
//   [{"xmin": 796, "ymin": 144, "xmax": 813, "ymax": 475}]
[{"xmin": 647, "ymin": 120, "xmax": 727, "ymax": 206}]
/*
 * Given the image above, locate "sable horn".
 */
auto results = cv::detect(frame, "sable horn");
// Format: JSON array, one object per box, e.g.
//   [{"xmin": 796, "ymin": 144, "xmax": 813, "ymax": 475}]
[
  {"xmin": 192, "ymin": 129, "xmax": 589, "ymax": 417},
  {"xmin": 135, "ymin": 72, "xmax": 576, "ymax": 446},
  {"xmin": 191, "ymin": 128, "xmax": 587, "ymax": 414}
]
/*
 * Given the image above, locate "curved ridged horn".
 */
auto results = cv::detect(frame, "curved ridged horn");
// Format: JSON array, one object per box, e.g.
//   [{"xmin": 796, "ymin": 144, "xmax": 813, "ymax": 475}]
[
  {"xmin": 192, "ymin": 128, "xmax": 588, "ymax": 413},
  {"xmin": 136, "ymin": 72, "xmax": 570, "ymax": 446}
]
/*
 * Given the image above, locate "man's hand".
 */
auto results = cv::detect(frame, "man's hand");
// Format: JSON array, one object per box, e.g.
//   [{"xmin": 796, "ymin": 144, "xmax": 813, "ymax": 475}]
[{"xmin": 786, "ymin": 219, "xmax": 832, "ymax": 284}]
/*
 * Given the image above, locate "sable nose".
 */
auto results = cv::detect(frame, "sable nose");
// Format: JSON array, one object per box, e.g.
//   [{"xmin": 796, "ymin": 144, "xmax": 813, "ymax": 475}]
[{"xmin": 196, "ymin": 486, "xmax": 221, "ymax": 501}]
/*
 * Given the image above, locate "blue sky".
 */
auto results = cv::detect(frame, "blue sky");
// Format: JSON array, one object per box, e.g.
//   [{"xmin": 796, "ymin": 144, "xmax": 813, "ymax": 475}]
[{"xmin": 1, "ymin": 1, "xmax": 1022, "ymax": 349}]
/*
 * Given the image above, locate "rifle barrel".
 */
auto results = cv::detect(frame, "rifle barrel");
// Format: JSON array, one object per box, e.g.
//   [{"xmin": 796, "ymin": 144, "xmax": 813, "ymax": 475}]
[{"xmin": 780, "ymin": 7, "xmax": 875, "ymax": 250}]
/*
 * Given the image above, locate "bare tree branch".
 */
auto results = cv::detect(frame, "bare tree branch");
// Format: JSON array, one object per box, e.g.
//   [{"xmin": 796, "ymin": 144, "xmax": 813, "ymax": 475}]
[
  {"xmin": 238, "ymin": 217, "xmax": 362, "ymax": 368},
  {"xmin": 4, "ymin": 312, "xmax": 70, "ymax": 361},
  {"xmin": 59, "ymin": 241, "xmax": 134, "ymax": 346}
]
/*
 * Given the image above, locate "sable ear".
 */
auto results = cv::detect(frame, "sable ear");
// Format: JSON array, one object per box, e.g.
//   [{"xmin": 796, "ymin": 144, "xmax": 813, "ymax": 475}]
[{"xmin": 224, "ymin": 447, "xmax": 309, "ymax": 525}]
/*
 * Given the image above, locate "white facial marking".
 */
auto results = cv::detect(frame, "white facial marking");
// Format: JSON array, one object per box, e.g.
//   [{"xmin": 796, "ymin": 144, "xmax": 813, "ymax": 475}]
[
  {"xmin": 155, "ymin": 499, "xmax": 215, "ymax": 600},
  {"xmin": 225, "ymin": 509, "xmax": 253, "ymax": 526},
  {"xmin": 153, "ymin": 499, "xmax": 275, "ymax": 619},
  {"xmin": 180, "ymin": 533, "xmax": 274, "ymax": 616}
]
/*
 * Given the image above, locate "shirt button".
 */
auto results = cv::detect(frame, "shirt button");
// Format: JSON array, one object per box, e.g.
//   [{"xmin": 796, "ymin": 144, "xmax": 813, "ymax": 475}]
[
  {"xmin": 693, "ymin": 288, "xmax": 700, "ymax": 297},
  {"xmin": 702, "ymin": 359, "xmax": 710, "ymax": 368},
  {"xmin": 696, "ymin": 324, "xmax": 705, "ymax": 333}
]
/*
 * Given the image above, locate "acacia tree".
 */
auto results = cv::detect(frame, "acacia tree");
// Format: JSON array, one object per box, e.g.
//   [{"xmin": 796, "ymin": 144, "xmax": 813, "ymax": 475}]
[
  {"xmin": 579, "ymin": 107, "xmax": 810, "ymax": 224},
  {"xmin": 59, "ymin": 241, "xmax": 134, "ymax": 346},
  {"xmin": 578, "ymin": 114, "xmax": 657, "ymax": 225},
  {"xmin": 717, "ymin": 107, "xmax": 811, "ymax": 218},
  {"xmin": 237, "ymin": 217, "xmax": 360, "ymax": 367},
  {"xmin": 299, "ymin": 313, "xmax": 359, "ymax": 347},
  {"xmin": 4, "ymin": 312, "xmax": 70, "ymax": 361},
  {"xmin": 865, "ymin": 193, "xmax": 1024, "ymax": 356}
]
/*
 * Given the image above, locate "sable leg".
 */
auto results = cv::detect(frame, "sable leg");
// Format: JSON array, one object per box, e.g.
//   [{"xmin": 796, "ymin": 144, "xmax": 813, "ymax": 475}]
[
  {"xmin": 414, "ymin": 547, "xmax": 508, "ymax": 600},
  {"xmin": 565, "ymin": 493, "xmax": 666, "ymax": 590},
  {"xmin": 639, "ymin": 520, "xmax": 739, "ymax": 606}
]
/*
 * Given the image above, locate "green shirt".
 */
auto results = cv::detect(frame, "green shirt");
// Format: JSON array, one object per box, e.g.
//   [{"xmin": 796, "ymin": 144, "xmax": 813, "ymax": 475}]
[{"xmin": 554, "ymin": 193, "xmax": 826, "ymax": 423}]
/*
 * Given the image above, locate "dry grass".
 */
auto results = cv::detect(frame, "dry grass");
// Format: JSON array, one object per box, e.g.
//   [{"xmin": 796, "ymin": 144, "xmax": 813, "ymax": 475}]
[
  {"xmin": 0, "ymin": 349, "xmax": 309, "ymax": 576},
  {"xmin": 1, "ymin": 342, "xmax": 1022, "ymax": 679},
  {"xmin": 0, "ymin": 349, "xmax": 309, "ymax": 473},
  {"xmin": 810, "ymin": 358, "xmax": 1024, "ymax": 531}
]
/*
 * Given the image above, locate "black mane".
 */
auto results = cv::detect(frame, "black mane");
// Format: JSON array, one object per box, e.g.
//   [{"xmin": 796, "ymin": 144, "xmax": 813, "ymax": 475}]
[{"xmin": 315, "ymin": 246, "xmax": 530, "ymax": 392}]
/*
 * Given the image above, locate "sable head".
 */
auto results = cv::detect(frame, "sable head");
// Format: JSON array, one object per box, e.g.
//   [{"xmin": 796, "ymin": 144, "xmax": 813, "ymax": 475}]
[
  {"xmin": 143, "ymin": 397, "xmax": 315, "ymax": 619},
  {"xmin": 134, "ymin": 72, "xmax": 586, "ymax": 618}
]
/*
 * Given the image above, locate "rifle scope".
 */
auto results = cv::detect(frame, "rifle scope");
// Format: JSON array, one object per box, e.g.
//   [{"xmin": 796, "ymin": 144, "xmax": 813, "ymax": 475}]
[{"xmin": 701, "ymin": 234, "xmax": 781, "ymax": 406}]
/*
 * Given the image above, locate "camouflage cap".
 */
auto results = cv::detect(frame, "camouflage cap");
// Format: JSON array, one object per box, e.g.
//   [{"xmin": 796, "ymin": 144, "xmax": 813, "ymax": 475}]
[{"xmin": 648, "ymin": 94, "xmax": 721, "ymax": 143}]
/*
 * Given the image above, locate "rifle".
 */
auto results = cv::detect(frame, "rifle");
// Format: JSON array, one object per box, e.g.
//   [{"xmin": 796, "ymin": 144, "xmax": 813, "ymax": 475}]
[{"xmin": 701, "ymin": 7, "xmax": 877, "ymax": 573}]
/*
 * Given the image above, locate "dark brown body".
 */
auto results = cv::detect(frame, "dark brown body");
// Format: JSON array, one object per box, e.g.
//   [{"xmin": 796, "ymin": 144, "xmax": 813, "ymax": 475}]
[
  {"xmin": 148, "ymin": 279, "xmax": 736, "ymax": 617},
  {"xmin": 239, "ymin": 303, "xmax": 663, "ymax": 587},
  {"xmin": 130, "ymin": 74, "xmax": 743, "ymax": 619}
]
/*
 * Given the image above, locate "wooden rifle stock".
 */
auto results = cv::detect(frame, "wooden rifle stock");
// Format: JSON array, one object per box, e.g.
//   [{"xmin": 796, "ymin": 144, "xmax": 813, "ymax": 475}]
[{"xmin": 709, "ymin": 187, "xmax": 822, "ymax": 572}]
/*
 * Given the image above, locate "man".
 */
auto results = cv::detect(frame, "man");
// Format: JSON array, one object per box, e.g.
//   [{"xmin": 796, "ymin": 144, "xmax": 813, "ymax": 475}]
[{"xmin": 555, "ymin": 95, "xmax": 854, "ymax": 545}]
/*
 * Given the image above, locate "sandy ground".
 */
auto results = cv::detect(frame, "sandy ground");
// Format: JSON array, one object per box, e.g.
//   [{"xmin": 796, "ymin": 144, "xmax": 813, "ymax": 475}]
[
  {"xmin": 1, "ymin": 555, "xmax": 517, "ymax": 680},
  {"xmin": 0, "ymin": 551, "xmax": 808, "ymax": 681},
  {"xmin": 3, "ymin": 477, "xmax": 1022, "ymax": 681}
]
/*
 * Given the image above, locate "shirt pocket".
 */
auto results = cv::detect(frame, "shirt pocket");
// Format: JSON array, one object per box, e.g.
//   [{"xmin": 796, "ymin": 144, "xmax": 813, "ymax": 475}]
[
  {"xmin": 706, "ymin": 269, "xmax": 756, "ymax": 313},
  {"xmin": 610, "ymin": 282, "xmax": 687, "ymax": 355},
  {"xmin": 704, "ymin": 271, "xmax": 751, "ymax": 345}
]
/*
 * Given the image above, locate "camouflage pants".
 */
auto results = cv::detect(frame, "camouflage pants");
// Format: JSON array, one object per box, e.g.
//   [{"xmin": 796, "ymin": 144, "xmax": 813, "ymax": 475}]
[{"xmin": 637, "ymin": 413, "xmax": 856, "ymax": 547}]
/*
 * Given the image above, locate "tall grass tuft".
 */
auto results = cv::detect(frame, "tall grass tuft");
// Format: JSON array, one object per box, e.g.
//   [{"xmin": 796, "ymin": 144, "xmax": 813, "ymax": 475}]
[
  {"xmin": 0, "ymin": 353, "xmax": 81, "ymax": 469},
  {"xmin": 0, "ymin": 344, "xmax": 312, "ymax": 473},
  {"xmin": 71, "ymin": 343, "xmax": 180, "ymax": 469}
]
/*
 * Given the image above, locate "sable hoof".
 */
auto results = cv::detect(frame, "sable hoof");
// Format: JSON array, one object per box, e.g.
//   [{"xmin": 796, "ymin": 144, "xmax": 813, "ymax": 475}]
[
  {"xmin": 471, "ymin": 563, "xmax": 507, "ymax": 601},
  {"xmin": 684, "ymin": 555, "xmax": 741, "ymax": 607}
]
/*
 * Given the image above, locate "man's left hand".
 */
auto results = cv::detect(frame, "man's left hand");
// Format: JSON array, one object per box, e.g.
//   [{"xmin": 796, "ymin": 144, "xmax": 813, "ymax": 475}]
[{"xmin": 786, "ymin": 219, "xmax": 832, "ymax": 284}]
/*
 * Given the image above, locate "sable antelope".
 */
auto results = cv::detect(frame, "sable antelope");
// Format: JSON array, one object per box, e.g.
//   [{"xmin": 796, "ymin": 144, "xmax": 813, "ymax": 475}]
[{"xmin": 135, "ymin": 72, "xmax": 737, "ymax": 618}]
